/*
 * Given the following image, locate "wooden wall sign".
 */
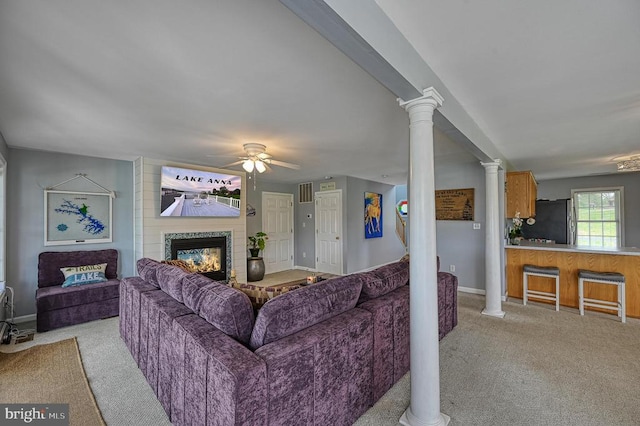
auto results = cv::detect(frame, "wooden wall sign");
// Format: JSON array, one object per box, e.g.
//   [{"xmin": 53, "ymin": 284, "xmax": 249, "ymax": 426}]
[{"xmin": 435, "ymin": 188, "xmax": 474, "ymax": 221}]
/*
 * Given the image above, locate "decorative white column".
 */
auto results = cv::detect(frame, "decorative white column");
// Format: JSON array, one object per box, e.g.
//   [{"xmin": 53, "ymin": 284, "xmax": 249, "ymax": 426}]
[
  {"xmin": 480, "ymin": 160, "xmax": 505, "ymax": 318},
  {"xmin": 399, "ymin": 88, "xmax": 450, "ymax": 426}
]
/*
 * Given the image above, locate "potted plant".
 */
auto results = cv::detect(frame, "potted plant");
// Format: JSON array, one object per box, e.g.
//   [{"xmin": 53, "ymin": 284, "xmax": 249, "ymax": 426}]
[
  {"xmin": 248, "ymin": 231, "xmax": 268, "ymax": 258},
  {"xmin": 508, "ymin": 212, "xmax": 524, "ymax": 244}
]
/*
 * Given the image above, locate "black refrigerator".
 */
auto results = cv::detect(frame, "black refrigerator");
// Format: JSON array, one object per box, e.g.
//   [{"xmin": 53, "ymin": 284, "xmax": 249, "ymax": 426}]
[{"xmin": 521, "ymin": 199, "xmax": 575, "ymax": 244}]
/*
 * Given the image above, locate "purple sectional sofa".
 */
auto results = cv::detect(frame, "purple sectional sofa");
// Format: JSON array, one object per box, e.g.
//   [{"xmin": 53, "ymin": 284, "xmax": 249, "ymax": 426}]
[
  {"xmin": 36, "ymin": 249, "xmax": 120, "ymax": 332},
  {"xmin": 120, "ymin": 257, "xmax": 458, "ymax": 425}
]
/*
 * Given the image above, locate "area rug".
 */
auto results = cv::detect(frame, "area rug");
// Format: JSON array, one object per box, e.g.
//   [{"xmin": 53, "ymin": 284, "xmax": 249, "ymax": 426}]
[{"xmin": 0, "ymin": 338, "xmax": 105, "ymax": 426}]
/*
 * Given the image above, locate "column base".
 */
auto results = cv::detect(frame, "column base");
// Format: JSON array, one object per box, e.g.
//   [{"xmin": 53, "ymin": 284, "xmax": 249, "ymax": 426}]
[
  {"xmin": 400, "ymin": 407, "xmax": 450, "ymax": 426},
  {"xmin": 481, "ymin": 308, "xmax": 506, "ymax": 318}
]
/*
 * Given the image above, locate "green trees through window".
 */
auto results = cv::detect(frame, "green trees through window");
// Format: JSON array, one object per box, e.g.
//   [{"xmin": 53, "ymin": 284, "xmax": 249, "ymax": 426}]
[{"xmin": 572, "ymin": 187, "xmax": 623, "ymax": 247}]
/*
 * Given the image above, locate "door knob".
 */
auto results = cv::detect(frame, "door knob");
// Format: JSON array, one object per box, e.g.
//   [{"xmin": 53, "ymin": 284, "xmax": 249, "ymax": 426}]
[{"xmin": 336, "ymin": 236, "xmax": 340, "ymax": 240}]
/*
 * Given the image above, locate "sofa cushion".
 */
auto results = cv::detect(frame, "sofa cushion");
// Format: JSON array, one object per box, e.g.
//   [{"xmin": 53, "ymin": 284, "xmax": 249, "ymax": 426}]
[
  {"xmin": 171, "ymin": 314, "xmax": 268, "ymax": 425},
  {"xmin": 137, "ymin": 258, "xmax": 161, "ymax": 288},
  {"xmin": 181, "ymin": 274, "xmax": 255, "ymax": 344},
  {"xmin": 356, "ymin": 285, "xmax": 410, "ymax": 401},
  {"xmin": 36, "ymin": 279, "xmax": 120, "ymax": 312},
  {"xmin": 61, "ymin": 263, "xmax": 108, "ymax": 287},
  {"xmin": 155, "ymin": 263, "xmax": 192, "ymax": 303},
  {"xmin": 357, "ymin": 261, "xmax": 409, "ymax": 303},
  {"xmin": 249, "ymin": 274, "xmax": 364, "ymax": 350},
  {"xmin": 181, "ymin": 273, "xmax": 216, "ymax": 305},
  {"xmin": 137, "ymin": 289, "xmax": 194, "ymax": 392},
  {"xmin": 254, "ymin": 308, "xmax": 373, "ymax": 425},
  {"xmin": 38, "ymin": 249, "xmax": 118, "ymax": 288}
]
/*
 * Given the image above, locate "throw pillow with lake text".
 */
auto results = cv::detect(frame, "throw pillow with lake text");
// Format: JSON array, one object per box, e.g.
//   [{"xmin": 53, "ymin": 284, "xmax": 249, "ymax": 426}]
[{"xmin": 60, "ymin": 263, "xmax": 108, "ymax": 287}]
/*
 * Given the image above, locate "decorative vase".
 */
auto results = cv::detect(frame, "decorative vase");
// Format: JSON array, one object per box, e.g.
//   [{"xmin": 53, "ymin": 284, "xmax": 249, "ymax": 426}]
[
  {"xmin": 247, "ymin": 257, "xmax": 265, "ymax": 282},
  {"xmin": 249, "ymin": 248, "xmax": 260, "ymax": 258}
]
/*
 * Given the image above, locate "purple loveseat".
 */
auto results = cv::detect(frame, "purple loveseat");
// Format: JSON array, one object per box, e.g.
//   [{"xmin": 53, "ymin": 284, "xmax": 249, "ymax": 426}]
[
  {"xmin": 120, "ymin": 257, "xmax": 458, "ymax": 425},
  {"xmin": 36, "ymin": 249, "xmax": 120, "ymax": 332}
]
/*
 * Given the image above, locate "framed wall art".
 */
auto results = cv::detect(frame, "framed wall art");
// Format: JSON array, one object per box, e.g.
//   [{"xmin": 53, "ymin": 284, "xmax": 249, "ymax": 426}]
[
  {"xmin": 435, "ymin": 188, "xmax": 474, "ymax": 221},
  {"xmin": 45, "ymin": 190, "xmax": 113, "ymax": 245},
  {"xmin": 364, "ymin": 192, "xmax": 383, "ymax": 239}
]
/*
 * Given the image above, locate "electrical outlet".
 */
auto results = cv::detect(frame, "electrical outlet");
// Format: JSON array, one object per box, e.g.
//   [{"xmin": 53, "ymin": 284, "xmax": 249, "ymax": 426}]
[
  {"xmin": 449, "ymin": 265, "xmax": 456, "ymax": 272},
  {"xmin": 302, "ymin": 252, "xmax": 306, "ymax": 258},
  {"xmin": 302, "ymin": 222, "xmax": 306, "ymax": 228},
  {"xmin": 473, "ymin": 223, "xmax": 481, "ymax": 230}
]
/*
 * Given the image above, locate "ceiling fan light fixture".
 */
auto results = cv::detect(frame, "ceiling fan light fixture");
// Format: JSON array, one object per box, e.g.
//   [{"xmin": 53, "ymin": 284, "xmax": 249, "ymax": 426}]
[
  {"xmin": 242, "ymin": 159, "xmax": 254, "ymax": 173},
  {"xmin": 255, "ymin": 160, "xmax": 266, "ymax": 173}
]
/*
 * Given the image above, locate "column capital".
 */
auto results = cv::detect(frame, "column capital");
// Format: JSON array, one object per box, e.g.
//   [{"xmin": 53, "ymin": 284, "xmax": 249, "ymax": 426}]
[
  {"xmin": 480, "ymin": 159, "xmax": 503, "ymax": 170},
  {"xmin": 398, "ymin": 87, "xmax": 444, "ymax": 111}
]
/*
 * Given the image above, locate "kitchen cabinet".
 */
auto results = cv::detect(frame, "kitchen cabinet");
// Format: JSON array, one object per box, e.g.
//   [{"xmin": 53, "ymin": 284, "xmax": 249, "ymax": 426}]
[{"xmin": 506, "ymin": 171, "xmax": 537, "ymax": 218}]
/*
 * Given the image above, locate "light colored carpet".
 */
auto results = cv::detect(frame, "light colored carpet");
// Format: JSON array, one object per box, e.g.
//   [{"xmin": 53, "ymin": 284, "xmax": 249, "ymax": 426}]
[
  {"xmin": 0, "ymin": 338, "xmax": 105, "ymax": 426},
  {"xmin": 355, "ymin": 293, "xmax": 640, "ymax": 426},
  {"xmin": 5, "ymin": 292, "xmax": 639, "ymax": 425}
]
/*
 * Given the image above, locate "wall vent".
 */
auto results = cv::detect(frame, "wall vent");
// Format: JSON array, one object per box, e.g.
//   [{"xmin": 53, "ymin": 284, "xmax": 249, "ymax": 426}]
[{"xmin": 298, "ymin": 182, "xmax": 313, "ymax": 203}]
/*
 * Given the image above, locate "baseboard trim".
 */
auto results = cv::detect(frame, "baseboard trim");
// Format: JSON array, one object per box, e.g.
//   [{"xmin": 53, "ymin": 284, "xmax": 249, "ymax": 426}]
[
  {"xmin": 293, "ymin": 266, "xmax": 320, "ymax": 273},
  {"xmin": 11, "ymin": 313, "xmax": 36, "ymax": 324},
  {"xmin": 458, "ymin": 286, "xmax": 485, "ymax": 296},
  {"xmin": 458, "ymin": 286, "xmax": 508, "ymax": 302}
]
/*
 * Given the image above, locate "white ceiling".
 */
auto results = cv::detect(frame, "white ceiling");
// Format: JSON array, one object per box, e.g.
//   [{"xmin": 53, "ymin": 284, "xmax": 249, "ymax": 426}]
[
  {"xmin": 376, "ymin": 0, "xmax": 640, "ymax": 180},
  {"xmin": 0, "ymin": 0, "xmax": 638, "ymax": 184}
]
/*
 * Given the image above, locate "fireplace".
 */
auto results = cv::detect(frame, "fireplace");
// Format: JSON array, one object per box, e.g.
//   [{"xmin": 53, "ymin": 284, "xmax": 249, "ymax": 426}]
[{"xmin": 164, "ymin": 231, "xmax": 232, "ymax": 281}]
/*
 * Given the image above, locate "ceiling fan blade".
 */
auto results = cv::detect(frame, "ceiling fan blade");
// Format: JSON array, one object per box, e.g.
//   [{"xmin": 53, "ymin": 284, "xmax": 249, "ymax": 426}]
[
  {"xmin": 206, "ymin": 153, "xmax": 243, "ymax": 158},
  {"xmin": 268, "ymin": 159, "xmax": 301, "ymax": 170},
  {"xmin": 221, "ymin": 160, "xmax": 243, "ymax": 168},
  {"xmin": 257, "ymin": 152, "xmax": 272, "ymax": 160}
]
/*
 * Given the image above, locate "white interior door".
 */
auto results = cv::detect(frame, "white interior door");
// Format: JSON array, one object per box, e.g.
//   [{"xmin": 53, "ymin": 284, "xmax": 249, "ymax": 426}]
[
  {"xmin": 315, "ymin": 190, "xmax": 343, "ymax": 275},
  {"xmin": 262, "ymin": 192, "xmax": 294, "ymax": 274}
]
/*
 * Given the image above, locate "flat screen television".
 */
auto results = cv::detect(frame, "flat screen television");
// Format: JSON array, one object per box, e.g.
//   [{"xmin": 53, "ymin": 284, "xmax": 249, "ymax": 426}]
[{"xmin": 160, "ymin": 166, "xmax": 242, "ymax": 217}]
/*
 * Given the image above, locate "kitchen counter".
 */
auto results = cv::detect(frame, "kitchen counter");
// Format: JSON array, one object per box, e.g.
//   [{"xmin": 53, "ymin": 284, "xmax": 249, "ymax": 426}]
[
  {"xmin": 506, "ymin": 243, "xmax": 640, "ymax": 318},
  {"xmin": 507, "ymin": 241, "xmax": 640, "ymax": 256}
]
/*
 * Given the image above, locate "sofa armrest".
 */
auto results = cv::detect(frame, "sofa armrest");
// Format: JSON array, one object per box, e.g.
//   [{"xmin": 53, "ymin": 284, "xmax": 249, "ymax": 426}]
[
  {"xmin": 437, "ymin": 272, "xmax": 458, "ymax": 339},
  {"xmin": 254, "ymin": 308, "xmax": 373, "ymax": 426},
  {"xmin": 171, "ymin": 314, "xmax": 268, "ymax": 426}
]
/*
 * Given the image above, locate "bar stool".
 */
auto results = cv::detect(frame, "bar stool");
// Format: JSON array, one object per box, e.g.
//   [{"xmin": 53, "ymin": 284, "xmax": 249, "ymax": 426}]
[
  {"xmin": 523, "ymin": 264, "xmax": 560, "ymax": 311},
  {"xmin": 578, "ymin": 270, "xmax": 626, "ymax": 323}
]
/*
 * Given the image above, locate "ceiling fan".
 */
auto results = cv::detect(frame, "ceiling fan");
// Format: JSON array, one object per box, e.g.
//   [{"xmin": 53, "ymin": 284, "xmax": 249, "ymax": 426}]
[{"xmin": 222, "ymin": 143, "xmax": 300, "ymax": 174}]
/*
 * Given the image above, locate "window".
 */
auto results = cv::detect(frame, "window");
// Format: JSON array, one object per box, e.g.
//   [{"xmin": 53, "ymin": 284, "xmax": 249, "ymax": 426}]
[{"xmin": 571, "ymin": 187, "xmax": 623, "ymax": 247}]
